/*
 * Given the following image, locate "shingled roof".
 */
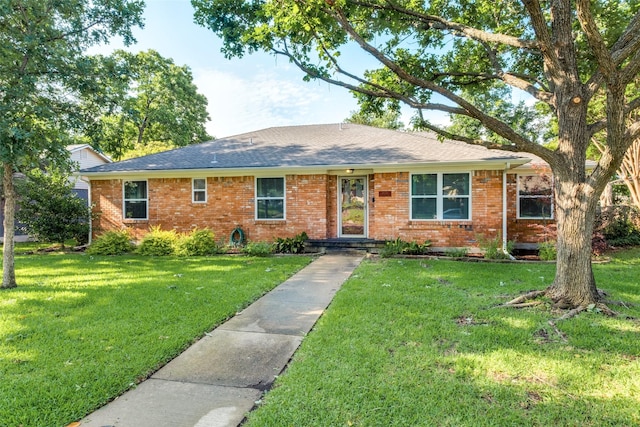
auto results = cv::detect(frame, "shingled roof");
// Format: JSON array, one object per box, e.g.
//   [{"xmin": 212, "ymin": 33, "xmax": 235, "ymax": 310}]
[{"xmin": 81, "ymin": 123, "xmax": 530, "ymax": 175}]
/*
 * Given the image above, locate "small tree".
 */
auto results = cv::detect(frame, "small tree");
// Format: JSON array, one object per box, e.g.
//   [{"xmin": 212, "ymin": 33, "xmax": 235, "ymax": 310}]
[
  {"xmin": 81, "ymin": 50, "xmax": 212, "ymax": 160},
  {"xmin": 16, "ymin": 170, "xmax": 92, "ymax": 248}
]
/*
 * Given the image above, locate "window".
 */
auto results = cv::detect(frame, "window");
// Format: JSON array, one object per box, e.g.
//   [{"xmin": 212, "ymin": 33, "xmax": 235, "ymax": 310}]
[
  {"xmin": 193, "ymin": 178, "xmax": 207, "ymax": 203},
  {"xmin": 411, "ymin": 173, "xmax": 471, "ymax": 220},
  {"xmin": 518, "ymin": 174, "xmax": 553, "ymax": 219},
  {"xmin": 123, "ymin": 180, "xmax": 148, "ymax": 219},
  {"xmin": 256, "ymin": 177, "xmax": 285, "ymax": 219}
]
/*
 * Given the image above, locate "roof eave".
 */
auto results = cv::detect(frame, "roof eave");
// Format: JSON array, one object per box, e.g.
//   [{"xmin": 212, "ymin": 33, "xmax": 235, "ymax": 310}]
[{"xmin": 80, "ymin": 158, "xmax": 531, "ymax": 180}]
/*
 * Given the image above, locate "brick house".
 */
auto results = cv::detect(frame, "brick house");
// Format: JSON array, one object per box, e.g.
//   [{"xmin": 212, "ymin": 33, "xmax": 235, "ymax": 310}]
[{"xmin": 80, "ymin": 123, "xmax": 557, "ymax": 251}]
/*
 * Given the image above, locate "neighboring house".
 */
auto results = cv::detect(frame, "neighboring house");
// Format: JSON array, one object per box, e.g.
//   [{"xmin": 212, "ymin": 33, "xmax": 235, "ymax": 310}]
[
  {"xmin": 67, "ymin": 144, "xmax": 112, "ymax": 204},
  {"xmin": 0, "ymin": 144, "xmax": 111, "ymax": 239},
  {"xmin": 80, "ymin": 123, "xmax": 558, "ymax": 250}
]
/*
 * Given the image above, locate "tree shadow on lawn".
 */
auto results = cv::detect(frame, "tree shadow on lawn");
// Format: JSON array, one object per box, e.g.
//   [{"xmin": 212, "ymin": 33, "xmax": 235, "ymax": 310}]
[
  {"xmin": 1, "ymin": 254, "xmax": 310, "ymax": 426},
  {"xmin": 290, "ymin": 257, "xmax": 640, "ymax": 426}
]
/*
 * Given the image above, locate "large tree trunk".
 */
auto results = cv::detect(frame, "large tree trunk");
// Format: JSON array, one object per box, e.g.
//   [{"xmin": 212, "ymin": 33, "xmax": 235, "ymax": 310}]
[
  {"xmin": 547, "ymin": 179, "xmax": 599, "ymax": 307},
  {"xmin": 2, "ymin": 162, "xmax": 17, "ymax": 289}
]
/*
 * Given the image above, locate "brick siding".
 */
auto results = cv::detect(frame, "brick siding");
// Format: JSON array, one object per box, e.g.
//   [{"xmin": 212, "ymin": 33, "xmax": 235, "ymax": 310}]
[{"xmin": 90, "ymin": 171, "xmax": 553, "ymax": 247}]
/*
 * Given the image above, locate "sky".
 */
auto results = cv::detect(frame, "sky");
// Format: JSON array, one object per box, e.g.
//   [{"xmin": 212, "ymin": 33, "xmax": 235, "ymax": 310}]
[{"xmin": 91, "ymin": 0, "xmax": 385, "ymax": 139}]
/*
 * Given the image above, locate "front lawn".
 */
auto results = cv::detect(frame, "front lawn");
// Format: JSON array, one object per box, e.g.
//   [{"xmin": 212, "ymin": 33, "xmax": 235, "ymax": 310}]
[
  {"xmin": 0, "ymin": 252, "xmax": 311, "ymax": 427},
  {"xmin": 245, "ymin": 250, "xmax": 640, "ymax": 426}
]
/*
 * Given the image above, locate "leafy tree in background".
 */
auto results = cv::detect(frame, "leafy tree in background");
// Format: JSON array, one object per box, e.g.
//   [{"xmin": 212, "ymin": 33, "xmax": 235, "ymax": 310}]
[
  {"xmin": 16, "ymin": 169, "xmax": 91, "ymax": 248},
  {"xmin": 345, "ymin": 107, "xmax": 404, "ymax": 130},
  {"xmin": 82, "ymin": 49, "xmax": 211, "ymax": 160},
  {"xmin": 192, "ymin": 0, "xmax": 640, "ymax": 311},
  {"xmin": 0, "ymin": 0, "xmax": 144, "ymax": 288}
]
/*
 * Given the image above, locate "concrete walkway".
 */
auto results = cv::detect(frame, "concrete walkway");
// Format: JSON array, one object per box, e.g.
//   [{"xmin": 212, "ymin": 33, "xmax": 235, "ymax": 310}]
[{"xmin": 80, "ymin": 254, "xmax": 363, "ymax": 427}]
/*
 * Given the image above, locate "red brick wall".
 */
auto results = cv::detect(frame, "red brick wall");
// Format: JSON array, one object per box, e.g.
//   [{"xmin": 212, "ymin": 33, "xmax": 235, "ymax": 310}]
[
  {"xmin": 90, "ymin": 171, "xmax": 555, "ymax": 247},
  {"xmin": 505, "ymin": 173, "xmax": 557, "ymax": 244},
  {"xmin": 368, "ymin": 171, "xmax": 504, "ymax": 247},
  {"xmin": 91, "ymin": 175, "xmax": 329, "ymax": 242}
]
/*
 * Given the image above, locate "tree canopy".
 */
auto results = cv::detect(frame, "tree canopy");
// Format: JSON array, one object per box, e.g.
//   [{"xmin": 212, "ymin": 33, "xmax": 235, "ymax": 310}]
[
  {"xmin": 81, "ymin": 49, "xmax": 212, "ymax": 160},
  {"xmin": 0, "ymin": 0, "xmax": 144, "ymax": 288},
  {"xmin": 193, "ymin": 0, "xmax": 640, "ymax": 310}
]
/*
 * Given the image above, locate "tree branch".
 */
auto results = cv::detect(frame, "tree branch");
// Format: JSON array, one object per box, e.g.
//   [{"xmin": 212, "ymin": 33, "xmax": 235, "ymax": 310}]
[
  {"xmin": 576, "ymin": 0, "xmax": 616, "ymax": 79},
  {"xmin": 610, "ymin": 11, "xmax": 640, "ymax": 66},
  {"xmin": 588, "ymin": 96, "xmax": 640, "ymax": 136},
  {"xmin": 352, "ymin": 0, "xmax": 539, "ymax": 50},
  {"xmin": 328, "ymin": 6, "xmax": 541, "ymax": 153},
  {"xmin": 520, "ymin": 0, "xmax": 562, "ymax": 83},
  {"xmin": 272, "ymin": 45, "xmax": 468, "ymax": 116}
]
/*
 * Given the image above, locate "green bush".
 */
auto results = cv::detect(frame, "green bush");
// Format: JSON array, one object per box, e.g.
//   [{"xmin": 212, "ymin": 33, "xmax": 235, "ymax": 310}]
[
  {"xmin": 444, "ymin": 247, "xmax": 468, "ymax": 258},
  {"xmin": 242, "ymin": 241, "xmax": 274, "ymax": 257},
  {"xmin": 273, "ymin": 231, "xmax": 309, "ymax": 254},
  {"xmin": 538, "ymin": 241, "xmax": 557, "ymax": 261},
  {"xmin": 380, "ymin": 238, "xmax": 431, "ymax": 258},
  {"xmin": 596, "ymin": 205, "xmax": 640, "ymax": 247},
  {"xmin": 177, "ymin": 228, "xmax": 220, "ymax": 256},
  {"xmin": 16, "ymin": 168, "xmax": 92, "ymax": 247},
  {"xmin": 137, "ymin": 226, "xmax": 179, "ymax": 256},
  {"xmin": 477, "ymin": 234, "xmax": 514, "ymax": 259},
  {"xmin": 86, "ymin": 230, "xmax": 135, "ymax": 255}
]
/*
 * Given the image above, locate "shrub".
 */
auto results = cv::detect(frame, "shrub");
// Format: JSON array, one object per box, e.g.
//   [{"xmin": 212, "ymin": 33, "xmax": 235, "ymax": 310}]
[
  {"xmin": 177, "ymin": 228, "xmax": 220, "ymax": 256},
  {"xmin": 137, "ymin": 226, "xmax": 179, "ymax": 256},
  {"xmin": 16, "ymin": 168, "xmax": 92, "ymax": 247},
  {"xmin": 380, "ymin": 238, "xmax": 431, "ymax": 258},
  {"xmin": 477, "ymin": 234, "xmax": 514, "ymax": 259},
  {"xmin": 595, "ymin": 205, "xmax": 640, "ymax": 247},
  {"xmin": 538, "ymin": 240, "xmax": 557, "ymax": 261},
  {"xmin": 445, "ymin": 247, "xmax": 468, "ymax": 258},
  {"xmin": 86, "ymin": 230, "xmax": 135, "ymax": 255},
  {"xmin": 242, "ymin": 241, "xmax": 273, "ymax": 257},
  {"xmin": 273, "ymin": 232, "xmax": 309, "ymax": 254}
]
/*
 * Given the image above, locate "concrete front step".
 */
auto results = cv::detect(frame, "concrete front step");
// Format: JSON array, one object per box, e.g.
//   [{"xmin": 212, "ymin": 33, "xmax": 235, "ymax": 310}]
[{"xmin": 306, "ymin": 238, "xmax": 385, "ymax": 253}]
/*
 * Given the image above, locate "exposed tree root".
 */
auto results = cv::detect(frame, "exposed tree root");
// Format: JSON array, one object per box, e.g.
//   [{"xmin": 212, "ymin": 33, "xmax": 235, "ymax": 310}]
[
  {"xmin": 553, "ymin": 305, "xmax": 587, "ymax": 321},
  {"xmin": 508, "ymin": 301, "xmax": 544, "ymax": 309},
  {"xmin": 500, "ymin": 290, "xmax": 630, "ymax": 320},
  {"xmin": 603, "ymin": 299, "xmax": 637, "ymax": 308},
  {"xmin": 502, "ymin": 290, "xmax": 547, "ymax": 307},
  {"xmin": 546, "ymin": 320, "xmax": 568, "ymax": 342}
]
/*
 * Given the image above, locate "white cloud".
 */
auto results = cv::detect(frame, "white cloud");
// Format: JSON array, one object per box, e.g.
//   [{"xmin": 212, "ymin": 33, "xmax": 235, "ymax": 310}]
[{"xmin": 194, "ymin": 68, "xmax": 356, "ymax": 138}]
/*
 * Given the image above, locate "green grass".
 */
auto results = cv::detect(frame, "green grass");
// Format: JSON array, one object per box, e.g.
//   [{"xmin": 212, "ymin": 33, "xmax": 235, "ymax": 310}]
[
  {"xmin": 0, "ymin": 252, "xmax": 311, "ymax": 427},
  {"xmin": 245, "ymin": 250, "xmax": 640, "ymax": 427}
]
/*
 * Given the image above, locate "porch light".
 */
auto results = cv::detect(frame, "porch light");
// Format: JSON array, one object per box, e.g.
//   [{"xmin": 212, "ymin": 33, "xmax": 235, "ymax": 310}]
[{"xmin": 346, "ymin": 169, "xmax": 354, "ymax": 174}]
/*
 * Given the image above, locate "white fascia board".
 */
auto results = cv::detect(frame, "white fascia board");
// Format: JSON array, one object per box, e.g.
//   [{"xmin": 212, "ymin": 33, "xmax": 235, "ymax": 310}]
[{"xmin": 81, "ymin": 159, "xmax": 531, "ymax": 180}]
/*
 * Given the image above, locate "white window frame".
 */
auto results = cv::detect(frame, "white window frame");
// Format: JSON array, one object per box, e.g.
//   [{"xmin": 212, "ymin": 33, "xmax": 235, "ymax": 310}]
[
  {"xmin": 255, "ymin": 177, "xmax": 286, "ymax": 220},
  {"xmin": 410, "ymin": 172, "xmax": 472, "ymax": 221},
  {"xmin": 123, "ymin": 180, "xmax": 148, "ymax": 220},
  {"xmin": 192, "ymin": 178, "xmax": 207, "ymax": 203},
  {"xmin": 517, "ymin": 174, "xmax": 554, "ymax": 219}
]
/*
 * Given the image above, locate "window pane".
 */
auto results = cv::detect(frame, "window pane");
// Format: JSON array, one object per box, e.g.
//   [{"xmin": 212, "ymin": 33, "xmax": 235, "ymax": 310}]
[
  {"xmin": 412, "ymin": 197, "xmax": 436, "ymax": 219},
  {"xmin": 519, "ymin": 175, "xmax": 552, "ymax": 196},
  {"xmin": 412, "ymin": 174, "xmax": 437, "ymax": 196},
  {"xmin": 193, "ymin": 178, "xmax": 206, "ymax": 190},
  {"xmin": 124, "ymin": 181, "xmax": 146, "ymax": 199},
  {"xmin": 257, "ymin": 178, "xmax": 284, "ymax": 197},
  {"xmin": 125, "ymin": 200, "xmax": 146, "ymax": 219},
  {"xmin": 443, "ymin": 197, "xmax": 469, "ymax": 219},
  {"xmin": 442, "ymin": 173, "xmax": 469, "ymax": 196},
  {"xmin": 257, "ymin": 199, "xmax": 284, "ymax": 219},
  {"xmin": 193, "ymin": 191, "xmax": 206, "ymax": 202},
  {"xmin": 520, "ymin": 197, "xmax": 552, "ymax": 218}
]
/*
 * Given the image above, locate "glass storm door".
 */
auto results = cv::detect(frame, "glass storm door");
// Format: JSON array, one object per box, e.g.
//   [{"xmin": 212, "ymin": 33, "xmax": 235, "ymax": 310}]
[{"xmin": 339, "ymin": 177, "xmax": 367, "ymax": 237}]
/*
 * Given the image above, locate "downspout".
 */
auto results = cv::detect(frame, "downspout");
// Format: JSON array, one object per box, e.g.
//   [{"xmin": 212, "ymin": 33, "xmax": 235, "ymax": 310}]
[
  {"xmin": 503, "ymin": 164, "xmax": 516, "ymax": 260},
  {"xmin": 82, "ymin": 176, "xmax": 92, "ymax": 245}
]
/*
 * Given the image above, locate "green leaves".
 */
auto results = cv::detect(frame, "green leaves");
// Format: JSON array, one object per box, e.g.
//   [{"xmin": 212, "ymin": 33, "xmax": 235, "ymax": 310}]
[
  {"xmin": 15, "ymin": 168, "xmax": 92, "ymax": 246},
  {"xmin": 81, "ymin": 50, "xmax": 211, "ymax": 160}
]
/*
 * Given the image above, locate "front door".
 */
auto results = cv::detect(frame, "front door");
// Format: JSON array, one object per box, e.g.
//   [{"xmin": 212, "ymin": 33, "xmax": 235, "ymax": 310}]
[{"xmin": 339, "ymin": 176, "xmax": 367, "ymax": 237}]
